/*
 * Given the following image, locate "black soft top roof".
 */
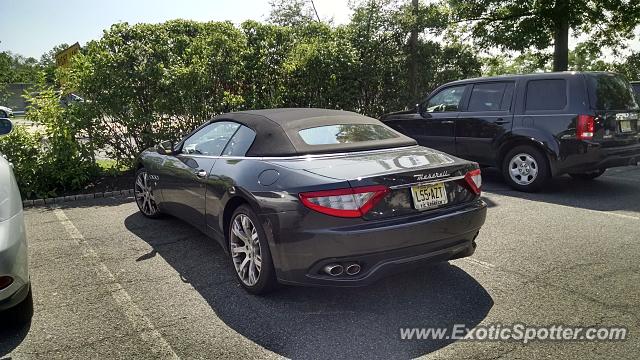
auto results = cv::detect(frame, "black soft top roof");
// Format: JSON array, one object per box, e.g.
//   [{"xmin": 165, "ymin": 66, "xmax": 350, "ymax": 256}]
[{"xmin": 212, "ymin": 108, "xmax": 417, "ymax": 157}]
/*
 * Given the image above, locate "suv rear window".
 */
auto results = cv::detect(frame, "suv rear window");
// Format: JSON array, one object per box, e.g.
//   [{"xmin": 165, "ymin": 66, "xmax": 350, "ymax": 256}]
[
  {"xmin": 299, "ymin": 124, "xmax": 399, "ymax": 145},
  {"xmin": 525, "ymin": 79, "xmax": 567, "ymax": 111},
  {"xmin": 586, "ymin": 73, "xmax": 640, "ymax": 111}
]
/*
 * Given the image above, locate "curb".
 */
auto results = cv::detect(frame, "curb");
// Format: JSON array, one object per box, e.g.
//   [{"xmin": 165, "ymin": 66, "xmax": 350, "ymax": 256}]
[{"xmin": 22, "ymin": 189, "xmax": 135, "ymax": 208}]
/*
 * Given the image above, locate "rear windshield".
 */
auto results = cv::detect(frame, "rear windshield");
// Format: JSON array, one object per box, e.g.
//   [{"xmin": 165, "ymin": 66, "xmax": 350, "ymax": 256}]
[
  {"xmin": 585, "ymin": 73, "xmax": 639, "ymax": 111},
  {"xmin": 299, "ymin": 124, "xmax": 399, "ymax": 145}
]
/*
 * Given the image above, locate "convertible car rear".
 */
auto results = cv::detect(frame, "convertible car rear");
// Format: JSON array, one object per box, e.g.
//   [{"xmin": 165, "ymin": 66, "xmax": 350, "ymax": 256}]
[{"xmin": 135, "ymin": 109, "xmax": 487, "ymax": 294}]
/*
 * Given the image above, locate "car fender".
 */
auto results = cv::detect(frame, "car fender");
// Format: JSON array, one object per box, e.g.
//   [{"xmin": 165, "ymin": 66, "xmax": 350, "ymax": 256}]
[
  {"xmin": 497, "ymin": 129, "xmax": 561, "ymax": 175},
  {"xmin": 218, "ymin": 186, "xmax": 262, "ymax": 237}
]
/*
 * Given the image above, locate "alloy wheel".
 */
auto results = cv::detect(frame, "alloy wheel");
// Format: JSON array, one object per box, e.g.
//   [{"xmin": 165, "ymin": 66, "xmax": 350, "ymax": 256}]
[
  {"xmin": 508, "ymin": 153, "xmax": 538, "ymax": 186},
  {"xmin": 135, "ymin": 171, "xmax": 159, "ymax": 216},
  {"xmin": 230, "ymin": 214, "xmax": 262, "ymax": 286}
]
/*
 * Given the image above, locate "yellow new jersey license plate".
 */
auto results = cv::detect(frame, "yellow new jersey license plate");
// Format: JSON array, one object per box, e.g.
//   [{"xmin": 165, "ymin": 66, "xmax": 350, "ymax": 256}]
[{"xmin": 410, "ymin": 182, "xmax": 448, "ymax": 211}]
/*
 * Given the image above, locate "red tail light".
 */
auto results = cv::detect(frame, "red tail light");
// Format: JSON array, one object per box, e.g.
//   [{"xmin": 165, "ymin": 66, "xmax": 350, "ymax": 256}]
[
  {"xmin": 299, "ymin": 185, "xmax": 389, "ymax": 218},
  {"xmin": 577, "ymin": 114, "xmax": 595, "ymax": 140},
  {"xmin": 463, "ymin": 169, "xmax": 482, "ymax": 195}
]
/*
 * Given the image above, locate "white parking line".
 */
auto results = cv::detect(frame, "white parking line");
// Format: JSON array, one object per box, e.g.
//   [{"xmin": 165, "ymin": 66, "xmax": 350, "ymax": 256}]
[
  {"xmin": 461, "ymin": 257, "xmax": 496, "ymax": 269},
  {"xmin": 578, "ymin": 207, "xmax": 640, "ymax": 221},
  {"xmin": 53, "ymin": 208, "xmax": 180, "ymax": 359},
  {"xmin": 484, "ymin": 192, "xmax": 640, "ymax": 221}
]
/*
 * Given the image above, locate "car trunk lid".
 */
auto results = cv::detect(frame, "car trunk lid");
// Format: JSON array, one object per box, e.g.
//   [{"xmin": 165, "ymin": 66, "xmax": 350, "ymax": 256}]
[{"xmin": 269, "ymin": 146, "xmax": 480, "ymax": 220}]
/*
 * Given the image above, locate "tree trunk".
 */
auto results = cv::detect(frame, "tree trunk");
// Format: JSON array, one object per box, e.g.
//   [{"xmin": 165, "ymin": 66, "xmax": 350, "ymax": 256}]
[
  {"xmin": 407, "ymin": 0, "xmax": 419, "ymax": 104},
  {"xmin": 552, "ymin": 0, "xmax": 569, "ymax": 72}
]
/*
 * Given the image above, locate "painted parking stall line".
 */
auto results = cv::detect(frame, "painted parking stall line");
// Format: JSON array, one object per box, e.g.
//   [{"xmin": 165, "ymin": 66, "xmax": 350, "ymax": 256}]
[
  {"xmin": 461, "ymin": 257, "xmax": 496, "ymax": 269},
  {"xmin": 53, "ymin": 207, "xmax": 180, "ymax": 360}
]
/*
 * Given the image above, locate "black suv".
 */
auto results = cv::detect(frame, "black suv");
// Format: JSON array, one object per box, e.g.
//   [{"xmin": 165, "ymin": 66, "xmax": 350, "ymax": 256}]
[{"xmin": 381, "ymin": 72, "xmax": 640, "ymax": 192}]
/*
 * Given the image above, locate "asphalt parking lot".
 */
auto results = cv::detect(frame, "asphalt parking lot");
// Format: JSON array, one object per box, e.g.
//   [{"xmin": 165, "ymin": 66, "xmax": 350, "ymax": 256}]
[{"xmin": 1, "ymin": 167, "xmax": 640, "ymax": 359}]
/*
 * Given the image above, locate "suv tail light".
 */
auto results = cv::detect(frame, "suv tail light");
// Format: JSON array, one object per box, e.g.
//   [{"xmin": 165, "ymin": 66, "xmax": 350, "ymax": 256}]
[
  {"xmin": 299, "ymin": 185, "xmax": 389, "ymax": 218},
  {"xmin": 463, "ymin": 169, "xmax": 482, "ymax": 195},
  {"xmin": 577, "ymin": 115, "xmax": 595, "ymax": 140}
]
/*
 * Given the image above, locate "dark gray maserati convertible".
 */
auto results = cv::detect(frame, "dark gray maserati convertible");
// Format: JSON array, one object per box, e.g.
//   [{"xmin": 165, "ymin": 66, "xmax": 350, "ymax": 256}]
[{"xmin": 135, "ymin": 109, "xmax": 486, "ymax": 294}]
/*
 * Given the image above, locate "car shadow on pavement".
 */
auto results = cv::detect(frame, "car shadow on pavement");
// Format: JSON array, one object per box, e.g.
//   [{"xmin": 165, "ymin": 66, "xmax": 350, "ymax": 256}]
[
  {"xmin": 481, "ymin": 166, "xmax": 640, "ymax": 214},
  {"xmin": 0, "ymin": 318, "xmax": 31, "ymax": 357},
  {"xmin": 125, "ymin": 213, "xmax": 493, "ymax": 360}
]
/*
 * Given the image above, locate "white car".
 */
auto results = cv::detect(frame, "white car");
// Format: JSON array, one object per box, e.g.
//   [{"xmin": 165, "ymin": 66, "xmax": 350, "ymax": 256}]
[
  {"xmin": 0, "ymin": 118, "xmax": 32, "ymax": 323},
  {"xmin": 0, "ymin": 106, "xmax": 13, "ymax": 118}
]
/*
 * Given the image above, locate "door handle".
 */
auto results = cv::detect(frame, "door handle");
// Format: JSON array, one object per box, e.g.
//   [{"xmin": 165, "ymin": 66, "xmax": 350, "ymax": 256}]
[
  {"xmin": 195, "ymin": 169, "xmax": 208, "ymax": 178},
  {"xmin": 441, "ymin": 120, "xmax": 455, "ymax": 124},
  {"xmin": 494, "ymin": 118, "xmax": 511, "ymax": 125}
]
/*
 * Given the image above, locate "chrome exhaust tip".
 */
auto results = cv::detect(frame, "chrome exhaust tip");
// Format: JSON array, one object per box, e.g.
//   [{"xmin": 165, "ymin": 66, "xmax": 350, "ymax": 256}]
[
  {"xmin": 324, "ymin": 264, "xmax": 344, "ymax": 276},
  {"xmin": 345, "ymin": 263, "xmax": 361, "ymax": 276}
]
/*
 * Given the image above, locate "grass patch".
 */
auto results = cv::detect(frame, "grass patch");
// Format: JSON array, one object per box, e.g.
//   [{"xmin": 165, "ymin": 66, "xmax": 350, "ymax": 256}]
[{"xmin": 96, "ymin": 159, "xmax": 129, "ymax": 175}]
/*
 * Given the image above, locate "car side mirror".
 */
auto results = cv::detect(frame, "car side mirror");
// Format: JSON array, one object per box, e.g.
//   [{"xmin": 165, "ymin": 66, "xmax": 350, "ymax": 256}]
[
  {"xmin": 416, "ymin": 103, "xmax": 432, "ymax": 118},
  {"xmin": 157, "ymin": 140, "xmax": 175, "ymax": 155},
  {"xmin": 0, "ymin": 118, "xmax": 13, "ymax": 136}
]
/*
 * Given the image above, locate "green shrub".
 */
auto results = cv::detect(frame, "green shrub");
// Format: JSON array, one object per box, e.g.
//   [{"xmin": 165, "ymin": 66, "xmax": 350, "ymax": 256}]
[
  {"xmin": 0, "ymin": 88, "xmax": 98, "ymax": 199},
  {"xmin": 0, "ymin": 126, "xmax": 42, "ymax": 198}
]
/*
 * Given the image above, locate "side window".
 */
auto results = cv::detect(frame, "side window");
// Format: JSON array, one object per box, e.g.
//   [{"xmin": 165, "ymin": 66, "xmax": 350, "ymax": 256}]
[
  {"xmin": 182, "ymin": 121, "xmax": 240, "ymax": 156},
  {"xmin": 467, "ymin": 82, "xmax": 514, "ymax": 112},
  {"xmin": 425, "ymin": 85, "xmax": 466, "ymax": 113},
  {"xmin": 525, "ymin": 79, "xmax": 567, "ymax": 111},
  {"xmin": 632, "ymin": 84, "xmax": 640, "ymax": 104},
  {"xmin": 222, "ymin": 125, "xmax": 256, "ymax": 156}
]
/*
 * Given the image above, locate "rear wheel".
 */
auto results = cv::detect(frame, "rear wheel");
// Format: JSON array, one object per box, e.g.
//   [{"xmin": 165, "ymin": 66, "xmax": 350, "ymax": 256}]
[
  {"xmin": 134, "ymin": 168, "xmax": 161, "ymax": 218},
  {"xmin": 569, "ymin": 169, "xmax": 606, "ymax": 180},
  {"xmin": 502, "ymin": 145, "xmax": 550, "ymax": 192},
  {"xmin": 229, "ymin": 205, "xmax": 277, "ymax": 295}
]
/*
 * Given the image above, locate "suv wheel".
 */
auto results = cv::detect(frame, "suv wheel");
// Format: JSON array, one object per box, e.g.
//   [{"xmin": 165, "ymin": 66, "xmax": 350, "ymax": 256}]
[
  {"xmin": 502, "ymin": 145, "xmax": 550, "ymax": 192},
  {"xmin": 569, "ymin": 169, "xmax": 606, "ymax": 180}
]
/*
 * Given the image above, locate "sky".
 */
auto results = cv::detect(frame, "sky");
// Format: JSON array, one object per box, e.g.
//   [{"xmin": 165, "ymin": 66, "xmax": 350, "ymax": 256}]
[{"xmin": 0, "ymin": 0, "xmax": 353, "ymax": 59}]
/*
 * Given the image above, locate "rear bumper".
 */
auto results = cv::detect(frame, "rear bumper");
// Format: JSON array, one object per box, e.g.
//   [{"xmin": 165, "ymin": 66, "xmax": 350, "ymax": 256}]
[
  {"xmin": 555, "ymin": 141, "xmax": 640, "ymax": 174},
  {"xmin": 261, "ymin": 199, "xmax": 487, "ymax": 287},
  {"xmin": 0, "ymin": 210, "xmax": 29, "ymax": 309}
]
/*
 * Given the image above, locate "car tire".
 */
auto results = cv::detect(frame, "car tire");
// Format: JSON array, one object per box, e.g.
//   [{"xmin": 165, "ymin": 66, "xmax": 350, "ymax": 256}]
[
  {"xmin": 228, "ymin": 205, "xmax": 278, "ymax": 295},
  {"xmin": 134, "ymin": 168, "xmax": 162, "ymax": 218},
  {"xmin": 3, "ymin": 285, "xmax": 33, "ymax": 325},
  {"xmin": 502, "ymin": 145, "xmax": 550, "ymax": 192},
  {"xmin": 0, "ymin": 110, "xmax": 7, "ymax": 118},
  {"xmin": 569, "ymin": 169, "xmax": 606, "ymax": 180}
]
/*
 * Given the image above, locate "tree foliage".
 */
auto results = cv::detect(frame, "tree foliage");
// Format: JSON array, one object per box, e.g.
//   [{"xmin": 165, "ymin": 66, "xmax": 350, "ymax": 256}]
[
  {"xmin": 67, "ymin": 20, "xmax": 247, "ymax": 165},
  {"xmin": 446, "ymin": 0, "xmax": 640, "ymax": 71},
  {"xmin": 614, "ymin": 52, "xmax": 640, "ymax": 81},
  {"xmin": 0, "ymin": 52, "xmax": 42, "ymax": 102},
  {"xmin": 268, "ymin": 0, "xmax": 319, "ymax": 26}
]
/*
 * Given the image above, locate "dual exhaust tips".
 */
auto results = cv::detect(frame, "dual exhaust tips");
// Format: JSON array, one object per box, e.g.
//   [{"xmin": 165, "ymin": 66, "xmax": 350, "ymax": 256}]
[{"xmin": 323, "ymin": 262, "xmax": 361, "ymax": 276}]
